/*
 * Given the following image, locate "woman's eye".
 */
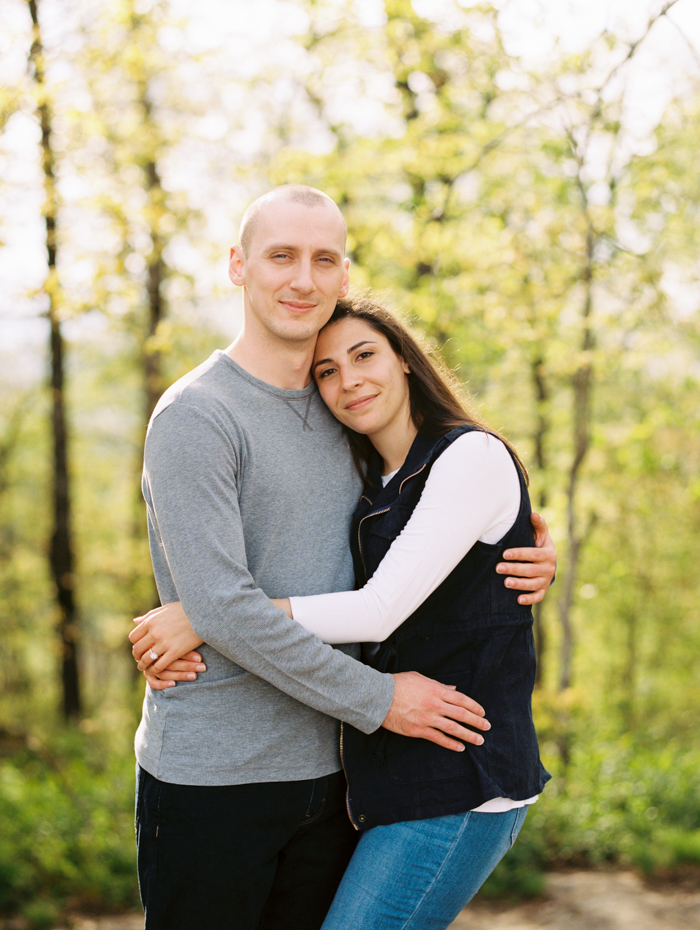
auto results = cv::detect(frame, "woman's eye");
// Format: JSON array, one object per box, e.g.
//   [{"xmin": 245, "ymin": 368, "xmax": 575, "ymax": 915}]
[
  {"xmin": 317, "ymin": 368, "xmax": 336, "ymax": 379},
  {"xmin": 357, "ymin": 351, "xmax": 373, "ymax": 360}
]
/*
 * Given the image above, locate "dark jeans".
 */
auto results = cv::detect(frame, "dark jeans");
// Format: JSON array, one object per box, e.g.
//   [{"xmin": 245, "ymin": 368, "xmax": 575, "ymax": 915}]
[{"xmin": 135, "ymin": 765, "xmax": 358, "ymax": 930}]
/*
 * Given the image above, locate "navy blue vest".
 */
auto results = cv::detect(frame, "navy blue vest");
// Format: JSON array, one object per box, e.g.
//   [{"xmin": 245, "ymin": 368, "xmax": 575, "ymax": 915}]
[{"xmin": 341, "ymin": 426, "xmax": 550, "ymax": 830}]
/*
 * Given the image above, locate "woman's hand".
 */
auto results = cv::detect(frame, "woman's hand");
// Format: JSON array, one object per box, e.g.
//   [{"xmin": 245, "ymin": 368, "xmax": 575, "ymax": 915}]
[
  {"xmin": 144, "ymin": 651, "xmax": 208, "ymax": 690},
  {"xmin": 129, "ymin": 602, "xmax": 205, "ymax": 676}
]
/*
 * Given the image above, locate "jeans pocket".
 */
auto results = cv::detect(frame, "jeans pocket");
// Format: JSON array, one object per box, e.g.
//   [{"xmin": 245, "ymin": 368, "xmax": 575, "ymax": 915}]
[{"xmin": 509, "ymin": 806, "xmax": 528, "ymax": 848}]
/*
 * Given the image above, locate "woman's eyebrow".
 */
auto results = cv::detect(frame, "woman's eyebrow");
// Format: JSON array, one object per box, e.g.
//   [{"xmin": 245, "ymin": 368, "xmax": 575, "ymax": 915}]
[
  {"xmin": 347, "ymin": 340, "xmax": 377, "ymax": 353},
  {"xmin": 313, "ymin": 340, "xmax": 377, "ymax": 371}
]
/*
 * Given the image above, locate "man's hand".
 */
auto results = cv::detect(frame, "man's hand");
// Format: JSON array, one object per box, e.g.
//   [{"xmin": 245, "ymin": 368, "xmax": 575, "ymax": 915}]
[
  {"xmin": 382, "ymin": 671, "xmax": 490, "ymax": 752},
  {"xmin": 496, "ymin": 512, "xmax": 556, "ymax": 605}
]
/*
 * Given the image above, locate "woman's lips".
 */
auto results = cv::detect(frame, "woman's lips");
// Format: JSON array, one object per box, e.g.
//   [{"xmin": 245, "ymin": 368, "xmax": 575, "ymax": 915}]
[{"xmin": 345, "ymin": 394, "xmax": 377, "ymax": 411}]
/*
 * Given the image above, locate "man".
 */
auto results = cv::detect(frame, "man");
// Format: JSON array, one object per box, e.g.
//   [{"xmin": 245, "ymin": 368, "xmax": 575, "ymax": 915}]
[{"xmin": 131, "ymin": 185, "xmax": 555, "ymax": 929}]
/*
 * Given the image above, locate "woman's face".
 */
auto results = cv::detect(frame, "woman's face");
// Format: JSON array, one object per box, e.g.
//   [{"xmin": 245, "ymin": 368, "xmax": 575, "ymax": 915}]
[{"xmin": 312, "ymin": 317, "xmax": 412, "ymax": 441}]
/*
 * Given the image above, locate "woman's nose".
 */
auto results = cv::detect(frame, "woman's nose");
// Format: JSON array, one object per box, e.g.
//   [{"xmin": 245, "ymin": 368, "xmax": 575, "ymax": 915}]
[{"xmin": 340, "ymin": 368, "xmax": 361, "ymax": 390}]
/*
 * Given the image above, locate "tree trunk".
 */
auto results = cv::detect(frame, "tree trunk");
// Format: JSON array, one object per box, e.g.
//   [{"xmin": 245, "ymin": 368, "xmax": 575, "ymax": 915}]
[
  {"xmin": 530, "ymin": 351, "xmax": 550, "ymax": 686},
  {"xmin": 129, "ymin": 79, "xmax": 167, "ymax": 648},
  {"xmin": 143, "ymin": 160, "xmax": 166, "ymax": 423},
  {"xmin": 28, "ymin": 0, "xmax": 81, "ymax": 720},
  {"xmin": 557, "ymin": 226, "xmax": 595, "ymax": 695}
]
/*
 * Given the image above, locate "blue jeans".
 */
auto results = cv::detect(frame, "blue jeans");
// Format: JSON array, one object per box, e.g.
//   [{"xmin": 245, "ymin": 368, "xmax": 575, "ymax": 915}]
[
  {"xmin": 320, "ymin": 806, "xmax": 528, "ymax": 930},
  {"xmin": 135, "ymin": 765, "xmax": 357, "ymax": 930}
]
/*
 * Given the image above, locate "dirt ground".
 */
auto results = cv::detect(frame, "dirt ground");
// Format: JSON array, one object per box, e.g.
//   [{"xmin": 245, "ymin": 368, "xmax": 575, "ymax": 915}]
[
  {"xmin": 55, "ymin": 870, "xmax": 700, "ymax": 930},
  {"xmin": 450, "ymin": 871, "xmax": 700, "ymax": 930}
]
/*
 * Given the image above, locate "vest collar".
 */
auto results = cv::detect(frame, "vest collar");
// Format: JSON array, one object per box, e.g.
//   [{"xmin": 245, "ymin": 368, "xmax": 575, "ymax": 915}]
[{"xmin": 362, "ymin": 426, "xmax": 477, "ymax": 510}]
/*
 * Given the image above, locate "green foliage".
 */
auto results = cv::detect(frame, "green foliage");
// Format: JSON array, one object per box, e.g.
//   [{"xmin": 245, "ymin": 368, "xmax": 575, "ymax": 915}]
[
  {"xmin": 0, "ymin": 731, "xmax": 138, "ymax": 919},
  {"xmin": 1, "ymin": 0, "xmax": 699, "ymax": 917},
  {"xmin": 3, "ymin": 727, "xmax": 697, "ymax": 919},
  {"xmin": 268, "ymin": 0, "xmax": 700, "ymax": 709},
  {"xmin": 20, "ymin": 899, "xmax": 60, "ymax": 930},
  {"xmin": 481, "ymin": 733, "xmax": 700, "ymax": 899}
]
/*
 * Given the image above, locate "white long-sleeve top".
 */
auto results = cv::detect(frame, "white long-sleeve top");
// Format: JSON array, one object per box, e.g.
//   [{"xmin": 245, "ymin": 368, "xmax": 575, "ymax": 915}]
[
  {"xmin": 289, "ymin": 431, "xmax": 521, "ymax": 644},
  {"xmin": 290, "ymin": 430, "xmax": 539, "ymax": 813}
]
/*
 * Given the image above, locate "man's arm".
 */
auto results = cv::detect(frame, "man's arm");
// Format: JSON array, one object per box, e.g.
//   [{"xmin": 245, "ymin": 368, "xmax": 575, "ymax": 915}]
[
  {"xmin": 130, "ymin": 603, "xmax": 490, "ymax": 750},
  {"xmin": 497, "ymin": 512, "xmax": 556, "ymax": 604},
  {"xmin": 142, "ymin": 402, "xmax": 489, "ymax": 747}
]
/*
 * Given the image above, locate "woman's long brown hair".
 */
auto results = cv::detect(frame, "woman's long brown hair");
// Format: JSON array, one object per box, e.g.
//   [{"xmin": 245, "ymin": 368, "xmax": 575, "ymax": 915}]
[{"xmin": 321, "ymin": 294, "xmax": 528, "ymax": 483}]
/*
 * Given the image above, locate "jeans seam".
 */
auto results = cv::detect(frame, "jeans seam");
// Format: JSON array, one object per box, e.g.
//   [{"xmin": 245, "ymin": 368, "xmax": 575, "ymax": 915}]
[
  {"xmin": 509, "ymin": 806, "xmax": 526, "ymax": 848},
  {"xmin": 402, "ymin": 811, "xmax": 473, "ymax": 929}
]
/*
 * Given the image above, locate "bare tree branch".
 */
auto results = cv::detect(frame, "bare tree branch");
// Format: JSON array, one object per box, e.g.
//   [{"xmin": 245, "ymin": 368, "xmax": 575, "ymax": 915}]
[{"xmin": 597, "ymin": 0, "xmax": 684, "ymax": 99}]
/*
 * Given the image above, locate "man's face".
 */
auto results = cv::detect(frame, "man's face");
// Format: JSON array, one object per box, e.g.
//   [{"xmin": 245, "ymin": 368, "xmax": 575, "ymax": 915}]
[{"xmin": 229, "ymin": 198, "xmax": 350, "ymax": 348}]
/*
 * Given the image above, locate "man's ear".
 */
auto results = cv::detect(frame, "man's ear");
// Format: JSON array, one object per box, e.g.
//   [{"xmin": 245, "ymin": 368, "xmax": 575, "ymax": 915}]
[
  {"xmin": 229, "ymin": 245, "xmax": 245, "ymax": 286},
  {"xmin": 338, "ymin": 257, "xmax": 350, "ymax": 298}
]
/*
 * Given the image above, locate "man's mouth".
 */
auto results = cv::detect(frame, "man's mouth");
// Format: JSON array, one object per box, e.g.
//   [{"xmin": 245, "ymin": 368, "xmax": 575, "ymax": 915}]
[{"xmin": 279, "ymin": 299, "xmax": 317, "ymax": 312}]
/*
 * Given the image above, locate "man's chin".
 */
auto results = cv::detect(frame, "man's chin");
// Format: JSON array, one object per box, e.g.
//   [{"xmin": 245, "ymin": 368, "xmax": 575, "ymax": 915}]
[{"xmin": 273, "ymin": 322, "xmax": 325, "ymax": 346}]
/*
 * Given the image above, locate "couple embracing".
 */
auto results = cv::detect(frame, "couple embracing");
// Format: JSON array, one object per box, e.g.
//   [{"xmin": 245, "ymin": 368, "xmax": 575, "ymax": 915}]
[{"xmin": 129, "ymin": 185, "xmax": 554, "ymax": 929}]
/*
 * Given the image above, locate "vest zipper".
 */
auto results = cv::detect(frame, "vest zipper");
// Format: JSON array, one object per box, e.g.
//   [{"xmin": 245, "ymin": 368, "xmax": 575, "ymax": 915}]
[
  {"xmin": 339, "ymin": 722, "xmax": 360, "ymax": 830},
  {"xmin": 398, "ymin": 462, "xmax": 426, "ymax": 494},
  {"xmin": 356, "ymin": 464, "xmax": 427, "ymax": 581},
  {"xmin": 357, "ymin": 507, "xmax": 390, "ymax": 583}
]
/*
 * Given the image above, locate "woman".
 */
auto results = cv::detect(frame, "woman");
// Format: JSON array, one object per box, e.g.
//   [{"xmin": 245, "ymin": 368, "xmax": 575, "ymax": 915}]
[{"xmin": 131, "ymin": 294, "xmax": 551, "ymax": 929}]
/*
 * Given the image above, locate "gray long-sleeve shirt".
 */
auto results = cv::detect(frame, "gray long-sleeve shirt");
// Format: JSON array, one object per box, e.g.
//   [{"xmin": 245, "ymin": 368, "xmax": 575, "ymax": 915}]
[{"xmin": 134, "ymin": 351, "xmax": 395, "ymax": 786}]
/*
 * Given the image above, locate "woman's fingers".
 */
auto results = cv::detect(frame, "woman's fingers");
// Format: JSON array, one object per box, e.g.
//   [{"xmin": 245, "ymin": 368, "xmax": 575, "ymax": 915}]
[
  {"xmin": 137, "ymin": 639, "xmax": 203, "ymax": 673},
  {"xmin": 132, "ymin": 635, "xmax": 154, "ymax": 664},
  {"xmin": 137, "ymin": 648, "xmax": 163, "ymax": 671},
  {"xmin": 130, "ymin": 603, "xmax": 205, "ymax": 673},
  {"xmin": 129, "ymin": 603, "xmax": 204, "ymax": 675},
  {"xmin": 129, "ymin": 617, "xmax": 150, "ymax": 644},
  {"xmin": 143, "ymin": 656, "xmax": 207, "ymax": 690}
]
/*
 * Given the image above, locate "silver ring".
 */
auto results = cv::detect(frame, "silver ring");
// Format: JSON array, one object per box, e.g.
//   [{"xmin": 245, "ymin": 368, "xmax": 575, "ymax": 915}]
[{"xmin": 149, "ymin": 648, "xmax": 159, "ymax": 660}]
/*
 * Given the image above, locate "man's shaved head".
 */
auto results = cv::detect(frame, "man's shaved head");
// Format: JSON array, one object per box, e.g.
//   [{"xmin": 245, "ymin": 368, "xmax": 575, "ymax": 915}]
[{"xmin": 239, "ymin": 185, "xmax": 347, "ymax": 256}]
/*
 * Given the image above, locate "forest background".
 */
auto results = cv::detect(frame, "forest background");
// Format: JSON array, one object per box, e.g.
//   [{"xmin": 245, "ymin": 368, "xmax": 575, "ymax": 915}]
[{"xmin": 1, "ymin": 0, "xmax": 699, "ymax": 926}]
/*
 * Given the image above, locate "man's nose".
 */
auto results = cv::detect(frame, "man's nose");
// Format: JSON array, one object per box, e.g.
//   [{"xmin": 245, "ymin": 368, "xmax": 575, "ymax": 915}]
[{"xmin": 290, "ymin": 259, "xmax": 314, "ymax": 293}]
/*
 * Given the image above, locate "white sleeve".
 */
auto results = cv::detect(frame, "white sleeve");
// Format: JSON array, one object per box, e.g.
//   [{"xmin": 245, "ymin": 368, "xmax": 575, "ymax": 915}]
[{"xmin": 289, "ymin": 432, "xmax": 522, "ymax": 644}]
